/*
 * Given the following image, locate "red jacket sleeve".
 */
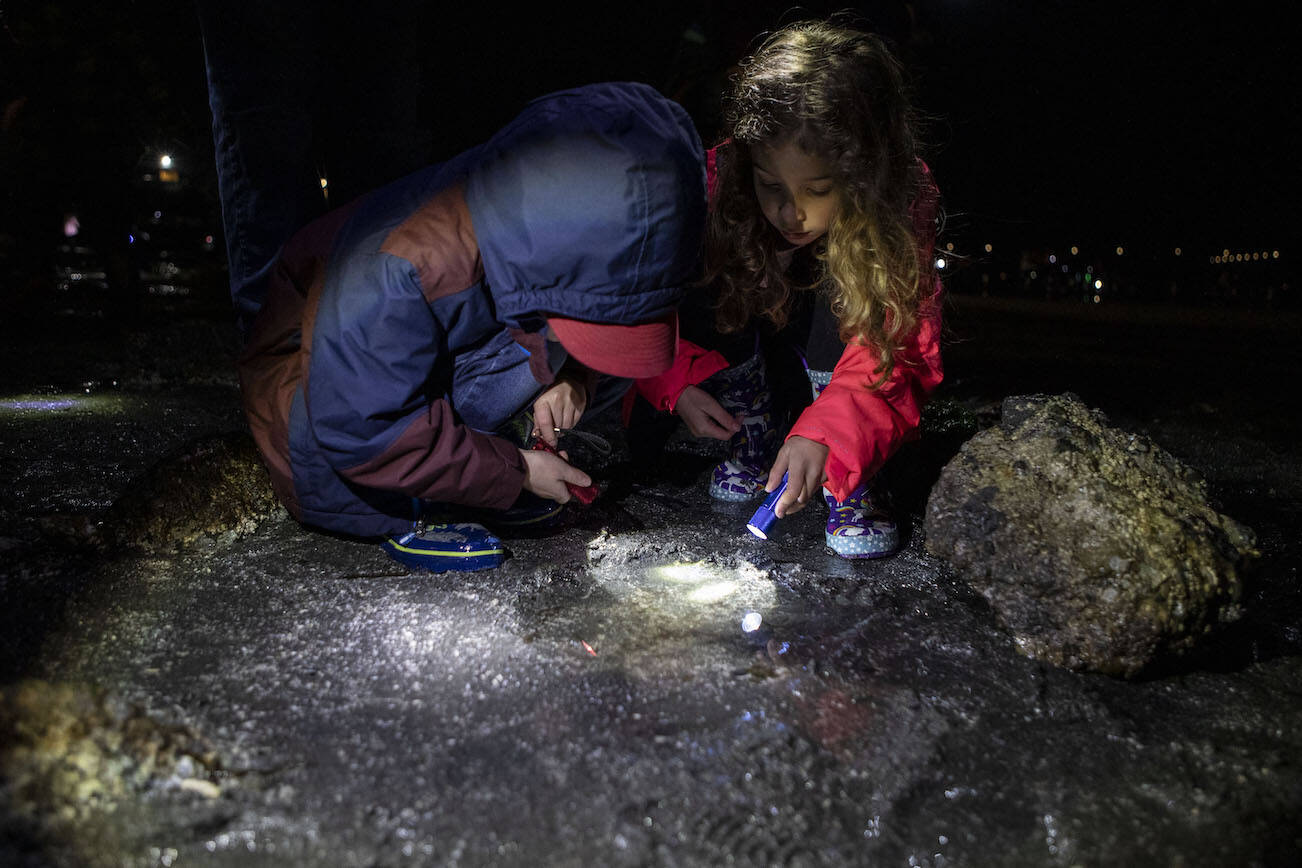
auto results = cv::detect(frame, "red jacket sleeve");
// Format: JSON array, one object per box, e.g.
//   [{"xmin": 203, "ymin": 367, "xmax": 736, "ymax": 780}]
[
  {"xmin": 787, "ymin": 161, "xmax": 944, "ymax": 502},
  {"xmin": 632, "ymin": 337, "xmax": 730, "ymax": 413},
  {"xmin": 787, "ymin": 288, "xmax": 943, "ymax": 501}
]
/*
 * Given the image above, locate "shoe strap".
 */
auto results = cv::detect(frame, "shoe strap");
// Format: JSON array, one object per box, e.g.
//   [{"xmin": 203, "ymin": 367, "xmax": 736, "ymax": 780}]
[{"xmin": 559, "ymin": 428, "xmax": 613, "ymax": 456}]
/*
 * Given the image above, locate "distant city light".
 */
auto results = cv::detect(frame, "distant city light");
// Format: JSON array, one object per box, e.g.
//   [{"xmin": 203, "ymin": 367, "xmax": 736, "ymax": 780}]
[
  {"xmin": 1048, "ymin": 254, "xmax": 1057, "ymax": 264},
  {"xmin": 1095, "ymin": 279, "xmax": 1104, "ymax": 290},
  {"xmin": 935, "ymin": 257, "xmax": 947, "ymax": 269},
  {"xmin": 945, "ymin": 242, "xmax": 954, "ymax": 251},
  {"xmin": 984, "ymin": 243, "xmax": 993, "ymax": 253},
  {"xmin": 1115, "ymin": 246, "xmax": 1124, "ymax": 256},
  {"xmin": 160, "ymin": 154, "xmax": 172, "ymax": 169},
  {"xmin": 63, "ymin": 214, "xmax": 79, "ymax": 237},
  {"xmin": 1274, "ymin": 250, "xmax": 1281, "ymax": 258},
  {"xmin": 1174, "ymin": 247, "xmax": 1182, "ymax": 256},
  {"xmin": 1093, "ymin": 294, "xmax": 1101, "ymax": 303},
  {"xmin": 319, "ymin": 177, "xmax": 328, "ymax": 189},
  {"xmin": 1070, "ymin": 246, "xmax": 1079, "ymax": 255}
]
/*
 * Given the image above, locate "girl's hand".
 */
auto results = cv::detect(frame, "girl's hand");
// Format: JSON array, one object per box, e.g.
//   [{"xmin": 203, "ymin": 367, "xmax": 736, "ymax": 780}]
[
  {"xmin": 532, "ymin": 377, "xmax": 587, "ymax": 447},
  {"xmin": 674, "ymin": 386, "xmax": 742, "ymax": 440},
  {"xmin": 519, "ymin": 448, "xmax": 591, "ymax": 503},
  {"xmin": 766, "ymin": 436, "xmax": 829, "ymax": 517}
]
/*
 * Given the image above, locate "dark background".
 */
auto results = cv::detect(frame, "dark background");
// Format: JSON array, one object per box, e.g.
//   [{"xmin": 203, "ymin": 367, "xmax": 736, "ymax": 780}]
[{"xmin": 0, "ymin": 0, "xmax": 1293, "ymax": 312}]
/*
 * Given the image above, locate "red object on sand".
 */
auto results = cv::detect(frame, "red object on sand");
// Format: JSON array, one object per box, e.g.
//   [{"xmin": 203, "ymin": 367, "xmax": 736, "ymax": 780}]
[{"xmin": 530, "ymin": 438, "xmax": 600, "ymax": 505}]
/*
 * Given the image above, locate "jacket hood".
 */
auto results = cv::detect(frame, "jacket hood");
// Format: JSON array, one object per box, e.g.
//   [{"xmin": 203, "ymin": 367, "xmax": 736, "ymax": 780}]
[{"xmin": 464, "ymin": 82, "xmax": 706, "ymax": 328}]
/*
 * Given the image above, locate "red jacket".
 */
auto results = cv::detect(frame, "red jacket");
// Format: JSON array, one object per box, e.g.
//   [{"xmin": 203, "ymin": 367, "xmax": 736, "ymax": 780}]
[{"xmin": 634, "ymin": 147, "xmax": 944, "ymax": 502}]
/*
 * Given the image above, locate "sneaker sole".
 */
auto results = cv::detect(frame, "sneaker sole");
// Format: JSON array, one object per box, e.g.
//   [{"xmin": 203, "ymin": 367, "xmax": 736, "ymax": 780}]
[
  {"xmin": 824, "ymin": 531, "xmax": 899, "ymax": 559},
  {"xmin": 382, "ymin": 539, "xmax": 507, "ymax": 572},
  {"xmin": 825, "ymin": 545, "xmax": 897, "ymax": 560},
  {"xmin": 709, "ymin": 482, "xmax": 764, "ymax": 502}
]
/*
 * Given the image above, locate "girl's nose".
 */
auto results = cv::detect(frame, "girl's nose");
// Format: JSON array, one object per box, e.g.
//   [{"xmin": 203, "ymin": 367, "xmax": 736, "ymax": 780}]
[{"xmin": 779, "ymin": 199, "xmax": 804, "ymax": 226}]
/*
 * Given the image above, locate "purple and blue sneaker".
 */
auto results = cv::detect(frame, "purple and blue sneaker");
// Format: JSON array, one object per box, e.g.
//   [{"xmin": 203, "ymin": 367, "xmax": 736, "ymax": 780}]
[
  {"xmin": 704, "ymin": 352, "xmax": 776, "ymax": 503},
  {"xmin": 823, "ymin": 484, "xmax": 899, "ymax": 559},
  {"xmin": 709, "ymin": 459, "xmax": 767, "ymax": 502}
]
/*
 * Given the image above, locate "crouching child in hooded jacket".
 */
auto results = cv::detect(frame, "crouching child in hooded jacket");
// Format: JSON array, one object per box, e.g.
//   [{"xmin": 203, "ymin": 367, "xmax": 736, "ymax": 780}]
[{"xmin": 237, "ymin": 82, "xmax": 706, "ymax": 571}]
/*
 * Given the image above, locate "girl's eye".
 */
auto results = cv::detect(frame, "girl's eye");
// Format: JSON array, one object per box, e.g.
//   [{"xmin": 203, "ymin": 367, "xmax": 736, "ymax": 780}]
[
  {"xmin": 808, "ymin": 187, "xmax": 833, "ymax": 197},
  {"xmin": 758, "ymin": 180, "xmax": 782, "ymax": 191}
]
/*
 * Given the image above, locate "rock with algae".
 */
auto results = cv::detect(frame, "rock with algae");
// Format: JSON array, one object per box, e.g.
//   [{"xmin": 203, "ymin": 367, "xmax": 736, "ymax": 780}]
[
  {"xmin": 43, "ymin": 430, "xmax": 283, "ymax": 555},
  {"xmin": 924, "ymin": 393, "xmax": 1258, "ymax": 676},
  {"xmin": 0, "ymin": 679, "xmax": 222, "ymax": 828}
]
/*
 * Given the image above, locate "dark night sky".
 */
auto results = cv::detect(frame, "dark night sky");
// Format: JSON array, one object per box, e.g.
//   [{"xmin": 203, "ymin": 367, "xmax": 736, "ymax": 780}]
[
  {"xmin": 914, "ymin": 0, "xmax": 1293, "ymax": 253},
  {"xmin": 1, "ymin": 0, "xmax": 1292, "ymax": 266}
]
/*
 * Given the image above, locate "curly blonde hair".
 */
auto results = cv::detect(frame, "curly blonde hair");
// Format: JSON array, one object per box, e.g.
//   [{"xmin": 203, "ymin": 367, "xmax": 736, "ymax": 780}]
[{"xmin": 705, "ymin": 20, "xmax": 933, "ymax": 386}]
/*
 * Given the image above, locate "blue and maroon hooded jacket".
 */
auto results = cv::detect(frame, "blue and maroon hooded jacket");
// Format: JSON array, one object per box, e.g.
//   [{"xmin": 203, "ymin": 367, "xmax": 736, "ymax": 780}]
[{"xmin": 238, "ymin": 82, "xmax": 706, "ymax": 538}]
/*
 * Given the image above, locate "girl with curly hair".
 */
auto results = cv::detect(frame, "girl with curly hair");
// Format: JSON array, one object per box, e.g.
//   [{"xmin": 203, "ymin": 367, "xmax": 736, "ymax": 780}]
[{"xmin": 633, "ymin": 19, "xmax": 945, "ymax": 558}]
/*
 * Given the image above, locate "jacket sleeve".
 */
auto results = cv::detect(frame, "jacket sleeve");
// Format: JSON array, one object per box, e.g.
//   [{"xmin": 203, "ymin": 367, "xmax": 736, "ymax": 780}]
[
  {"xmin": 305, "ymin": 252, "xmax": 527, "ymax": 510},
  {"xmin": 633, "ymin": 336, "xmax": 730, "ymax": 412},
  {"xmin": 786, "ymin": 292, "xmax": 942, "ymax": 502},
  {"xmin": 787, "ymin": 161, "xmax": 945, "ymax": 502}
]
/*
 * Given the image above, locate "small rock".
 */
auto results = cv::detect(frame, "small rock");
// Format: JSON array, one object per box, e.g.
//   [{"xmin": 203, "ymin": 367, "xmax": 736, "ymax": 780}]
[{"xmin": 179, "ymin": 777, "xmax": 222, "ymax": 799}]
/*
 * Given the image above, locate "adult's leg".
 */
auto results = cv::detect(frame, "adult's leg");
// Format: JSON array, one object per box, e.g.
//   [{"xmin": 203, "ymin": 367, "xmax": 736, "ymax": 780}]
[{"xmin": 195, "ymin": 0, "xmax": 327, "ymax": 341}]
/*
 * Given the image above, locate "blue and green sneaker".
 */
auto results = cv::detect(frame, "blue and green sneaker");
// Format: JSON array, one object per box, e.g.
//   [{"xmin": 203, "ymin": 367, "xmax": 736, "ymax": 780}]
[{"xmin": 382, "ymin": 522, "xmax": 507, "ymax": 572}]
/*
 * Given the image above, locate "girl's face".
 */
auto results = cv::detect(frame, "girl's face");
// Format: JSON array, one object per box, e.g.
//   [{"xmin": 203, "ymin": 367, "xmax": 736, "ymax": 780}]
[{"xmin": 751, "ymin": 138, "xmax": 840, "ymax": 248}]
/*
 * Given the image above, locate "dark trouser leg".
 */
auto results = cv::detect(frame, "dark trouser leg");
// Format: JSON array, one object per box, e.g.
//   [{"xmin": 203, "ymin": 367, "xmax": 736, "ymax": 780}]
[{"xmin": 195, "ymin": 1, "xmax": 326, "ymax": 342}]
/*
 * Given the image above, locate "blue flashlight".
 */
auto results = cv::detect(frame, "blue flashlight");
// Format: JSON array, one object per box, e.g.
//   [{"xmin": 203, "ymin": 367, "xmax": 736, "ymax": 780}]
[{"xmin": 746, "ymin": 473, "xmax": 788, "ymax": 539}]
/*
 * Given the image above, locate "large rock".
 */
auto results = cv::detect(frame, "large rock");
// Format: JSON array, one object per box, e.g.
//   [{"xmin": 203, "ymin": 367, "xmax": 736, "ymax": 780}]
[
  {"xmin": 40, "ymin": 431, "xmax": 280, "ymax": 555},
  {"xmin": 0, "ymin": 680, "xmax": 223, "ymax": 858},
  {"xmin": 923, "ymin": 393, "xmax": 1257, "ymax": 676},
  {"xmin": 95, "ymin": 431, "xmax": 281, "ymax": 554}
]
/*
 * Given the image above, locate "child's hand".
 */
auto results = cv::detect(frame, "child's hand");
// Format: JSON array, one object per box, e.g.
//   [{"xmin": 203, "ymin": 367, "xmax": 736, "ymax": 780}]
[
  {"xmin": 766, "ymin": 436, "xmax": 829, "ymax": 517},
  {"xmin": 519, "ymin": 448, "xmax": 592, "ymax": 503},
  {"xmin": 532, "ymin": 377, "xmax": 588, "ymax": 447},
  {"xmin": 674, "ymin": 386, "xmax": 743, "ymax": 440}
]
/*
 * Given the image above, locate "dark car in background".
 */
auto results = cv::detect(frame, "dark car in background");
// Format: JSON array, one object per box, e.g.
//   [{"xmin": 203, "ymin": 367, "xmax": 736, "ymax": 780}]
[
  {"xmin": 129, "ymin": 178, "xmax": 225, "ymax": 309},
  {"xmin": 51, "ymin": 241, "xmax": 112, "ymax": 314},
  {"xmin": 132, "ymin": 208, "xmax": 214, "ymax": 300},
  {"xmin": 34, "ymin": 159, "xmax": 226, "ymax": 320}
]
